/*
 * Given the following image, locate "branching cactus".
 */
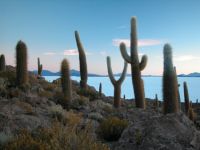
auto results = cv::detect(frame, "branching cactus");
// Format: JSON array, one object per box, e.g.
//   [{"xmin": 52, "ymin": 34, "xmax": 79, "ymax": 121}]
[
  {"xmin": 37, "ymin": 57, "xmax": 43, "ymax": 76},
  {"xmin": 61, "ymin": 59, "xmax": 72, "ymax": 107},
  {"xmin": 16, "ymin": 40, "xmax": 28, "ymax": 86},
  {"xmin": 163, "ymin": 44, "xmax": 179, "ymax": 114},
  {"xmin": 183, "ymin": 81, "xmax": 190, "ymax": 115},
  {"xmin": 0, "ymin": 54, "xmax": 6, "ymax": 71},
  {"xmin": 99, "ymin": 82, "xmax": 102, "ymax": 97},
  {"xmin": 75, "ymin": 31, "xmax": 88, "ymax": 89},
  {"xmin": 120, "ymin": 17, "xmax": 147, "ymax": 109},
  {"xmin": 107, "ymin": 56, "xmax": 127, "ymax": 108}
]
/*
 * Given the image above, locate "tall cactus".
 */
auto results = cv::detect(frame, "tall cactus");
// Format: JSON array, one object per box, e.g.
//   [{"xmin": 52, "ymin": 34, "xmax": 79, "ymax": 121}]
[
  {"xmin": 61, "ymin": 59, "xmax": 72, "ymax": 107},
  {"xmin": 120, "ymin": 17, "xmax": 147, "ymax": 109},
  {"xmin": 0, "ymin": 54, "xmax": 6, "ymax": 71},
  {"xmin": 37, "ymin": 57, "xmax": 43, "ymax": 76},
  {"xmin": 107, "ymin": 56, "xmax": 127, "ymax": 108},
  {"xmin": 183, "ymin": 81, "xmax": 190, "ymax": 115},
  {"xmin": 75, "ymin": 31, "xmax": 88, "ymax": 89},
  {"xmin": 174, "ymin": 67, "xmax": 181, "ymax": 110},
  {"xmin": 16, "ymin": 40, "xmax": 28, "ymax": 86},
  {"xmin": 163, "ymin": 44, "xmax": 179, "ymax": 114},
  {"xmin": 99, "ymin": 82, "xmax": 102, "ymax": 97}
]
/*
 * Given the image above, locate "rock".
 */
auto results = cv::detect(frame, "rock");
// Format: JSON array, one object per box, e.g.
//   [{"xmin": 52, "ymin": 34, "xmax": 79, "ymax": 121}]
[{"xmin": 113, "ymin": 111, "xmax": 200, "ymax": 150}]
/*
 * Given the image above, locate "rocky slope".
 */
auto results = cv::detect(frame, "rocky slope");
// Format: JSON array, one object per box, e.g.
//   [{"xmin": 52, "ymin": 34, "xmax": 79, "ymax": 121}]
[{"xmin": 0, "ymin": 66, "xmax": 200, "ymax": 150}]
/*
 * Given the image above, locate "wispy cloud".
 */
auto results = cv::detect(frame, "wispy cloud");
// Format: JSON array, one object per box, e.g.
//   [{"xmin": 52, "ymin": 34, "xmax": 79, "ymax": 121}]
[
  {"xmin": 174, "ymin": 55, "xmax": 200, "ymax": 62},
  {"xmin": 43, "ymin": 52, "xmax": 56, "ymax": 56},
  {"xmin": 99, "ymin": 51, "xmax": 107, "ymax": 56},
  {"xmin": 64, "ymin": 49, "xmax": 92, "ymax": 56},
  {"xmin": 112, "ymin": 39, "xmax": 162, "ymax": 47},
  {"xmin": 63, "ymin": 49, "xmax": 79, "ymax": 56}
]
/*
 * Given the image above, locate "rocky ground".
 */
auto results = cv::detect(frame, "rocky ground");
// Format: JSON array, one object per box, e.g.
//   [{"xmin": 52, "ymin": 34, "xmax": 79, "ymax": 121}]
[{"xmin": 0, "ymin": 66, "xmax": 200, "ymax": 150}]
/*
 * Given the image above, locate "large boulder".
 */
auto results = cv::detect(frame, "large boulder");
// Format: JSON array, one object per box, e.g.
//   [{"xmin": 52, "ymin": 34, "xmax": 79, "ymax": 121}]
[{"xmin": 113, "ymin": 110, "xmax": 200, "ymax": 150}]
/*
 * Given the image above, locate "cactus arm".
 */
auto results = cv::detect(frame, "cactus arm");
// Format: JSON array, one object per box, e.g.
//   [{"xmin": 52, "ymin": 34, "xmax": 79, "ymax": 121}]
[
  {"xmin": 118, "ymin": 61, "xmax": 128, "ymax": 84},
  {"xmin": 120, "ymin": 43, "xmax": 131, "ymax": 63},
  {"xmin": 139, "ymin": 55, "xmax": 148, "ymax": 71},
  {"xmin": 106, "ymin": 56, "xmax": 116, "ymax": 85}
]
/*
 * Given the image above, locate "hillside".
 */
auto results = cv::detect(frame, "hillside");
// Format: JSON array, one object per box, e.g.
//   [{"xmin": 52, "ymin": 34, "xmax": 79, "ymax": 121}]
[{"xmin": 0, "ymin": 66, "xmax": 200, "ymax": 150}]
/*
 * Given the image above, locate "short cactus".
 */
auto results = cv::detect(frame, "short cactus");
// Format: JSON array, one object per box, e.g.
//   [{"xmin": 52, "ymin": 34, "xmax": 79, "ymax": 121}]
[
  {"xmin": 163, "ymin": 44, "xmax": 179, "ymax": 114},
  {"xmin": 183, "ymin": 81, "xmax": 190, "ymax": 115},
  {"xmin": 107, "ymin": 56, "xmax": 127, "ymax": 108},
  {"xmin": 75, "ymin": 31, "xmax": 88, "ymax": 89},
  {"xmin": 120, "ymin": 17, "xmax": 147, "ymax": 109},
  {"xmin": 0, "ymin": 54, "xmax": 6, "ymax": 71},
  {"xmin": 99, "ymin": 82, "xmax": 102, "ymax": 97},
  {"xmin": 16, "ymin": 40, "xmax": 28, "ymax": 86},
  {"xmin": 37, "ymin": 57, "xmax": 43, "ymax": 76},
  {"xmin": 61, "ymin": 59, "xmax": 72, "ymax": 107},
  {"xmin": 154, "ymin": 94, "xmax": 159, "ymax": 108},
  {"xmin": 189, "ymin": 101, "xmax": 195, "ymax": 121}
]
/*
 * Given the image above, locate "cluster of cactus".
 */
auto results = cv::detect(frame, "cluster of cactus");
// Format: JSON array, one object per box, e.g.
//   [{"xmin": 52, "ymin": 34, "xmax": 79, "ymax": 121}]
[
  {"xmin": 162, "ymin": 44, "xmax": 179, "ymax": 114},
  {"xmin": 75, "ymin": 31, "xmax": 88, "ymax": 90},
  {"xmin": 0, "ymin": 54, "xmax": 6, "ymax": 71},
  {"xmin": 37, "ymin": 57, "xmax": 43, "ymax": 76},
  {"xmin": 61, "ymin": 59, "xmax": 72, "ymax": 108},
  {"xmin": 120, "ymin": 17, "xmax": 147, "ymax": 109},
  {"xmin": 106, "ymin": 56, "xmax": 127, "ymax": 108},
  {"xmin": 16, "ymin": 40, "xmax": 29, "ymax": 87}
]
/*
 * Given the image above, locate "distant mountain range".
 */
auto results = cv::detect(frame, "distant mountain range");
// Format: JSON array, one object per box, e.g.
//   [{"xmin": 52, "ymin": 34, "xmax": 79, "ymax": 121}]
[
  {"xmin": 32, "ymin": 69, "xmax": 105, "ymax": 77},
  {"xmin": 32, "ymin": 70, "xmax": 200, "ymax": 77}
]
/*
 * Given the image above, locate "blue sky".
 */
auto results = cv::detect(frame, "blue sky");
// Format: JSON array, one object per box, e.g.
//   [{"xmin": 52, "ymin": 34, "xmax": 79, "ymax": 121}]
[{"xmin": 0, "ymin": 0, "xmax": 200, "ymax": 75}]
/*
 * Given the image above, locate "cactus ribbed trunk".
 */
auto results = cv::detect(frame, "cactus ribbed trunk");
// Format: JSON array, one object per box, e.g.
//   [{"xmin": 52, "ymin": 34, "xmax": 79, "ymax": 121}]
[
  {"xmin": 38, "ymin": 57, "xmax": 42, "ymax": 76},
  {"xmin": 131, "ymin": 18, "xmax": 145, "ymax": 108},
  {"xmin": 75, "ymin": 31, "xmax": 88, "ymax": 89},
  {"xmin": 106, "ymin": 56, "xmax": 127, "ymax": 108},
  {"xmin": 163, "ymin": 44, "xmax": 179, "ymax": 114},
  {"xmin": 61, "ymin": 59, "xmax": 72, "ymax": 107},
  {"xmin": 184, "ymin": 82, "xmax": 190, "ymax": 115},
  {"xmin": 120, "ymin": 17, "xmax": 147, "ymax": 109},
  {"xmin": 114, "ymin": 84, "xmax": 121, "ymax": 107},
  {"xmin": 16, "ymin": 41, "xmax": 28, "ymax": 86},
  {"xmin": 0, "ymin": 54, "xmax": 6, "ymax": 71}
]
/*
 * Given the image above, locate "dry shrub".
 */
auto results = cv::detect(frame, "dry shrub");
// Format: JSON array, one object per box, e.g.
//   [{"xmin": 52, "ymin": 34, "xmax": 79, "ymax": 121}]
[
  {"xmin": 16, "ymin": 100, "xmax": 34, "ymax": 115},
  {"xmin": 38, "ymin": 90, "xmax": 53, "ymax": 98},
  {"xmin": 97, "ymin": 117, "xmax": 128, "ymax": 141},
  {"xmin": 4, "ymin": 112, "xmax": 109, "ymax": 150}
]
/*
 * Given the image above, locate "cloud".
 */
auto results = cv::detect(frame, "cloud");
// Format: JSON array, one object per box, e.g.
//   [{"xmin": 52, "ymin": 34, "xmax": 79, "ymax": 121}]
[
  {"xmin": 112, "ymin": 39, "xmax": 162, "ymax": 47},
  {"xmin": 99, "ymin": 51, "xmax": 107, "ymax": 56},
  {"xmin": 63, "ymin": 49, "xmax": 92, "ymax": 56},
  {"xmin": 174, "ymin": 55, "xmax": 200, "ymax": 62},
  {"xmin": 63, "ymin": 49, "xmax": 79, "ymax": 56},
  {"xmin": 43, "ymin": 52, "xmax": 56, "ymax": 56}
]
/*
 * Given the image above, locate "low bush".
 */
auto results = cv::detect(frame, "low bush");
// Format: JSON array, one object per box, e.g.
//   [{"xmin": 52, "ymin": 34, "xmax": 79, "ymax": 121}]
[{"xmin": 97, "ymin": 117, "xmax": 128, "ymax": 141}]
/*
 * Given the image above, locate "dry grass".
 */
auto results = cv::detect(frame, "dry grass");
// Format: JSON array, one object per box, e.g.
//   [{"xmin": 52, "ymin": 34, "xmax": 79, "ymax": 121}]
[{"xmin": 4, "ymin": 112, "xmax": 110, "ymax": 150}]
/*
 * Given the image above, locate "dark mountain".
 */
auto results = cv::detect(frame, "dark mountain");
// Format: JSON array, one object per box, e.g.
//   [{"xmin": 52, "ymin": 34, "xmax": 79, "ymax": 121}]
[
  {"xmin": 32, "ymin": 69, "xmax": 105, "ymax": 77},
  {"xmin": 178, "ymin": 72, "xmax": 200, "ymax": 77}
]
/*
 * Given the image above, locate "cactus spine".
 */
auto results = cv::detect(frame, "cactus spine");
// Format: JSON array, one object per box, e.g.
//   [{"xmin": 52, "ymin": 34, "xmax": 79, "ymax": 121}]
[
  {"xmin": 16, "ymin": 41, "xmax": 28, "ymax": 86},
  {"xmin": 107, "ymin": 56, "xmax": 127, "ymax": 108},
  {"xmin": 75, "ymin": 31, "xmax": 88, "ymax": 89},
  {"xmin": 37, "ymin": 57, "xmax": 43, "ymax": 76},
  {"xmin": 99, "ymin": 82, "xmax": 102, "ymax": 97},
  {"xmin": 61, "ymin": 59, "xmax": 72, "ymax": 107},
  {"xmin": 163, "ymin": 44, "xmax": 179, "ymax": 114},
  {"xmin": 183, "ymin": 81, "xmax": 190, "ymax": 115},
  {"xmin": 0, "ymin": 54, "xmax": 6, "ymax": 71},
  {"xmin": 120, "ymin": 17, "xmax": 147, "ymax": 109}
]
